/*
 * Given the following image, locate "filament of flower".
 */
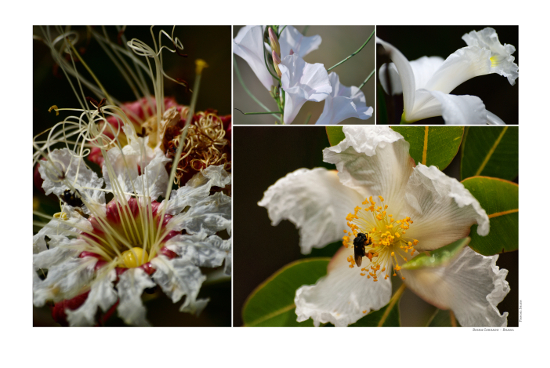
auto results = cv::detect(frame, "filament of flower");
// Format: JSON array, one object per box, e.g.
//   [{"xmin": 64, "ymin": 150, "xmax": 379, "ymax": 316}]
[{"xmin": 342, "ymin": 196, "xmax": 418, "ymax": 281}]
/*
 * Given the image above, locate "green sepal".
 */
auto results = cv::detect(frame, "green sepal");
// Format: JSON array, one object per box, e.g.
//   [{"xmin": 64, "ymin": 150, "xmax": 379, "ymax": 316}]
[{"xmin": 402, "ymin": 237, "xmax": 470, "ymax": 270}]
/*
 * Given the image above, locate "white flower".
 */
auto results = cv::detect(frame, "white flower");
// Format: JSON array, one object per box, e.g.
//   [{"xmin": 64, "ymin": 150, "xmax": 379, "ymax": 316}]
[
  {"xmin": 378, "ymin": 28, "xmax": 518, "ymax": 125},
  {"xmin": 34, "ymin": 148, "xmax": 231, "ymax": 326},
  {"xmin": 279, "ymin": 54, "xmax": 332, "ymax": 124},
  {"xmin": 233, "ymin": 25, "xmax": 321, "ymax": 91},
  {"xmin": 315, "ymin": 72, "xmax": 373, "ymax": 125},
  {"xmin": 259, "ymin": 126, "xmax": 509, "ymax": 327}
]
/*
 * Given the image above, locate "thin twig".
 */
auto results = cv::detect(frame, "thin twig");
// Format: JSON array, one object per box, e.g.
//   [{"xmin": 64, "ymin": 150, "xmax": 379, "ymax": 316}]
[{"xmin": 328, "ymin": 29, "xmax": 375, "ymax": 71}]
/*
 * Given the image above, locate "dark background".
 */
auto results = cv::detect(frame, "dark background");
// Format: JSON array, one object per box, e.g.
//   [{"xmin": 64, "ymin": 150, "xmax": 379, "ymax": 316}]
[
  {"xmin": 33, "ymin": 25, "xmax": 231, "ymax": 327},
  {"xmin": 233, "ymin": 126, "xmax": 518, "ymax": 327},
  {"xmin": 376, "ymin": 26, "xmax": 519, "ymax": 125},
  {"xmin": 234, "ymin": 25, "xmax": 376, "ymax": 125}
]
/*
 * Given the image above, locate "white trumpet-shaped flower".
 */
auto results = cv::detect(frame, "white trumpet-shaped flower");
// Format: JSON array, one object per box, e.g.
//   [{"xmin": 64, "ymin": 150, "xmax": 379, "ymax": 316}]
[
  {"xmin": 233, "ymin": 25, "xmax": 321, "ymax": 90},
  {"xmin": 259, "ymin": 126, "xmax": 509, "ymax": 327},
  {"xmin": 279, "ymin": 54, "xmax": 331, "ymax": 124},
  {"xmin": 378, "ymin": 28, "xmax": 518, "ymax": 125},
  {"xmin": 316, "ymin": 72, "xmax": 373, "ymax": 125}
]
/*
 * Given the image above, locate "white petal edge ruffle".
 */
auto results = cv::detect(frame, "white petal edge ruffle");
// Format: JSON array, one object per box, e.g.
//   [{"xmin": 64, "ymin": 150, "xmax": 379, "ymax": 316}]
[
  {"xmin": 233, "ymin": 25, "xmax": 275, "ymax": 91},
  {"xmin": 258, "ymin": 168, "xmax": 364, "ymax": 254},
  {"xmin": 295, "ymin": 246, "xmax": 392, "ymax": 327},
  {"xmin": 402, "ymin": 164, "xmax": 489, "ymax": 251},
  {"xmin": 401, "ymin": 247, "xmax": 509, "ymax": 327}
]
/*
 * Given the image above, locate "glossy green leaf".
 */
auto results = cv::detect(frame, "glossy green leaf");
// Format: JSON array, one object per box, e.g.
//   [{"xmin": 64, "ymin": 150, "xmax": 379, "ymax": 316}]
[
  {"xmin": 350, "ymin": 299, "xmax": 401, "ymax": 327},
  {"xmin": 326, "ymin": 126, "xmax": 345, "ymax": 146},
  {"xmin": 461, "ymin": 126, "xmax": 518, "ymax": 181},
  {"xmin": 402, "ymin": 237, "xmax": 470, "ymax": 270},
  {"xmin": 427, "ymin": 309, "xmax": 462, "ymax": 327},
  {"xmin": 391, "ymin": 126, "xmax": 463, "ymax": 170},
  {"xmin": 242, "ymin": 258, "xmax": 330, "ymax": 327},
  {"xmin": 462, "ymin": 177, "xmax": 518, "ymax": 255}
]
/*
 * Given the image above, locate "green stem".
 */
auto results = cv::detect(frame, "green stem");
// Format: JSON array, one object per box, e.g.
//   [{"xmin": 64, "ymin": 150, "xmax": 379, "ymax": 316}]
[
  {"xmin": 377, "ymin": 283, "xmax": 406, "ymax": 327},
  {"xmin": 327, "ymin": 29, "xmax": 375, "ymax": 72},
  {"xmin": 235, "ymin": 109, "xmax": 282, "ymax": 115},
  {"xmin": 304, "ymin": 113, "xmax": 312, "ymax": 124},
  {"xmin": 301, "ymin": 25, "xmax": 309, "ymax": 36},
  {"xmin": 358, "ymin": 69, "xmax": 375, "ymax": 89},
  {"xmin": 234, "ymin": 56, "xmax": 281, "ymax": 121},
  {"xmin": 278, "ymin": 25, "xmax": 288, "ymax": 38}
]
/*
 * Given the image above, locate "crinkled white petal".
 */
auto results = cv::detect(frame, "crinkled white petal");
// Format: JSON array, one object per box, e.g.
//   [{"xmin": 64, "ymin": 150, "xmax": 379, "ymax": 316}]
[
  {"xmin": 117, "ymin": 268, "xmax": 155, "ymax": 326},
  {"xmin": 169, "ymin": 191, "xmax": 231, "ymax": 235},
  {"xmin": 103, "ymin": 139, "xmax": 169, "ymax": 200},
  {"xmin": 33, "ymin": 238, "xmax": 84, "ymax": 270},
  {"xmin": 258, "ymin": 168, "xmax": 364, "ymax": 254},
  {"xmin": 424, "ymin": 46, "xmax": 492, "ymax": 94},
  {"xmin": 401, "ymin": 247, "xmax": 509, "ymax": 327},
  {"xmin": 295, "ymin": 247, "xmax": 392, "ymax": 326},
  {"xmin": 33, "ymin": 257, "xmax": 98, "ymax": 307},
  {"xmin": 323, "ymin": 126, "xmax": 413, "ymax": 214},
  {"xmin": 164, "ymin": 165, "xmax": 230, "ymax": 215},
  {"xmin": 39, "ymin": 148, "xmax": 105, "ymax": 211},
  {"xmin": 66, "ymin": 269, "xmax": 118, "ymax": 326},
  {"xmin": 402, "ymin": 164, "xmax": 489, "ymax": 251},
  {"xmin": 462, "ymin": 27, "xmax": 518, "ymax": 85},
  {"xmin": 376, "ymin": 37, "xmax": 416, "ymax": 115},
  {"xmin": 279, "ymin": 54, "xmax": 331, "ymax": 124},
  {"xmin": 151, "ymin": 256, "xmax": 209, "ymax": 315},
  {"xmin": 278, "ymin": 25, "xmax": 322, "ymax": 58},
  {"xmin": 33, "ymin": 209, "xmax": 92, "ymax": 253},
  {"xmin": 428, "ymin": 90, "xmax": 488, "ymax": 125},
  {"xmin": 315, "ymin": 72, "xmax": 373, "ymax": 125},
  {"xmin": 233, "ymin": 25, "xmax": 275, "ymax": 90},
  {"xmin": 165, "ymin": 233, "xmax": 229, "ymax": 269},
  {"xmin": 380, "ymin": 56, "xmax": 445, "ymax": 95}
]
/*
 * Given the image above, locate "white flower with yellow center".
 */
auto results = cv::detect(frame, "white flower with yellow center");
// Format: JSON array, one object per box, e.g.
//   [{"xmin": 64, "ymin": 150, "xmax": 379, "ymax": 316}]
[
  {"xmin": 378, "ymin": 27, "xmax": 518, "ymax": 125},
  {"xmin": 259, "ymin": 126, "xmax": 509, "ymax": 327}
]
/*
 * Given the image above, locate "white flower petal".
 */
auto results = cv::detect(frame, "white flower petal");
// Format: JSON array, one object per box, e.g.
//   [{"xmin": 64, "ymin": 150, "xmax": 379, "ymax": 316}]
[
  {"xmin": 376, "ymin": 37, "xmax": 416, "ymax": 116},
  {"xmin": 279, "ymin": 54, "xmax": 331, "ymax": 124},
  {"xmin": 117, "ymin": 268, "xmax": 155, "ymax": 326},
  {"xmin": 295, "ymin": 247, "xmax": 392, "ymax": 326},
  {"xmin": 486, "ymin": 110, "xmax": 506, "ymax": 125},
  {"xmin": 33, "ymin": 257, "xmax": 98, "ymax": 307},
  {"xmin": 39, "ymin": 148, "xmax": 105, "ymax": 210},
  {"xmin": 401, "ymin": 247, "xmax": 509, "ymax": 327},
  {"xmin": 169, "ymin": 192, "xmax": 231, "ymax": 235},
  {"xmin": 151, "ymin": 256, "xmax": 209, "ymax": 315},
  {"xmin": 424, "ymin": 46, "xmax": 492, "ymax": 94},
  {"xmin": 428, "ymin": 90, "xmax": 488, "ymax": 125},
  {"xmin": 233, "ymin": 25, "xmax": 275, "ymax": 90},
  {"xmin": 66, "ymin": 269, "xmax": 118, "ymax": 326},
  {"xmin": 103, "ymin": 140, "xmax": 169, "ymax": 200},
  {"xmin": 258, "ymin": 168, "xmax": 364, "ymax": 254},
  {"xmin": 402, "ymin": 164, "xmax": 489, "ymax": 251},
  {"xmin": 380, "ymin": 56, "xmax": 445, "ymax": 95},
  {"xmin": 279, "ymin": 25, "xmax": 322, "ymax": 58},
  {"xmin": 323, "ymin": 126, "xmax": 414, "ymax": 213},
  {"xmin": 33, "ymin": 238, "xmax": 83, "ymax": 270},
  {"xmin": 166, "ymin": 233, "xmax": 229, "ymax": 269},
  {"xmin": 462, "ymin": 27, "xmax": 518, "ymax": 85},
  {"xmin": 33, "ymin": 210, "xmax": 92, "ymax": 253},
  {"xmin": 315, "ymin": 72, "xmax": 373, "ymax": 125}
]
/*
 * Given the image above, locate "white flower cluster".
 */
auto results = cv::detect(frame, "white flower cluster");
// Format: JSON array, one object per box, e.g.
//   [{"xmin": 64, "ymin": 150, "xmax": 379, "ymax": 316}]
[{"xmin": 234, "ymin": 26, "xmax": 373, "ymax": 125}]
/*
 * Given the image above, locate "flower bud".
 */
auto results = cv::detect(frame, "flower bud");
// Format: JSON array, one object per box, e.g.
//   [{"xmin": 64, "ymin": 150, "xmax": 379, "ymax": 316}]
[
  {"xmin": 272, "ymin": 50, "xmax": 282, "ymax": 77},
  {"xmin": 268, "ymin": 27, "xmax": 281, "ymax": 56}
]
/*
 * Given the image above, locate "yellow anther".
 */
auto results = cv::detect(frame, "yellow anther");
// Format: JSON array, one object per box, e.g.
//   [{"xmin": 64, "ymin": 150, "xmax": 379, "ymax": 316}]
[
  {"xmin": 413, "ymin": 240, "xmax": 419, "ymax": 245},
  {"xmin": 195, "ymin": 59, "xmax": 208, "ymax": 75},
  {"xmin": 48, "ymin": 105, "xmax": 59, "ymax": 116},
  {"xmin": 53, "ymin": 212, "xmax": 69, "ymax": 221},
  {"xmin": 120, "ymin": 247, "xmax": 149, "ymax": 268},
  {"xmin": 360, "ymin": 273, "xmax": 365, "ymax": 276},
  {"xmin": 395, "ymin": 232, "xmax": 400, "ymax": 238},
  {"xmin": 362, "ymin": 310, "xmax": 367, "ymax": 314},
  {"xmin": 378, "ymin": 196, "xmax": 384, "ymax": 202}
]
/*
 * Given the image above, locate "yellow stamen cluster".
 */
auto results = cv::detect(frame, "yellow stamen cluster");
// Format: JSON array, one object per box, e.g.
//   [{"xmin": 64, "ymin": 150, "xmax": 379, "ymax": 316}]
[{"xmin": 342, "ymin": 196, "xmax": 419, "ymax": 282}]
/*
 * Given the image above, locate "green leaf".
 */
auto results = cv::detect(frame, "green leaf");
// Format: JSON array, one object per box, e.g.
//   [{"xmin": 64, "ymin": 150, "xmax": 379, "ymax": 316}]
[
  {"xmin": 461, "ymin": 126, "xmax": 518, "ymax": 181},
  {"xmin": 427, "ymin": 309, "xmax": 462, "ymax": 327},
  {"xmin": 350, "ymin": 299, "xmax": 401, "ymax": 327},
  {"xmin": 462, "ymin": 177, "xmax": 518, "ymax": 255},
  {"xmin": 242, "ymin": 258, "xmax": 330, "ymax": 327},
  {"xmin": 402, "ymin": 237, "xmax": 470, "ymax": 270},
  {"xmin": 325, "ymin": 126, "xmax": 345, "ymax": 146},
  {"xmin": 391, "ymin": 126, "xmax": 463, "ymax": 170}
]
